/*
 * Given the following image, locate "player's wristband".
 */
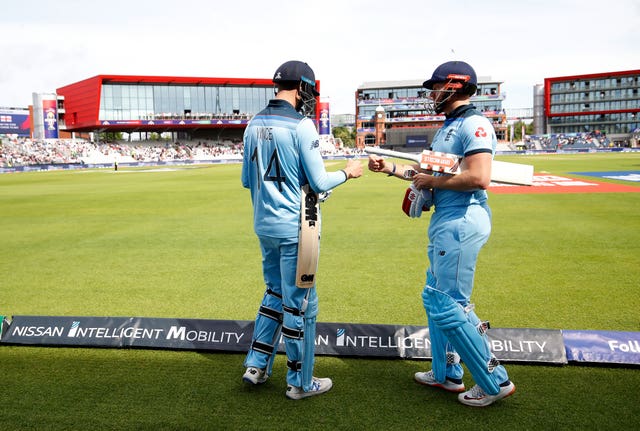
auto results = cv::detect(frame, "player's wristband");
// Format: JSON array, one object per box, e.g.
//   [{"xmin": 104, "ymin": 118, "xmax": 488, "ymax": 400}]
[{"xmin": 387, "ymin": 163, "xmax": 396, "ymax": 177}]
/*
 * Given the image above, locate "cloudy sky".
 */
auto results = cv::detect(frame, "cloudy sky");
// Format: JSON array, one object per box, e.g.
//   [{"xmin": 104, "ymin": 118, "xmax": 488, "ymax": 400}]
[{"xmin": 1, "ymin": 0, "xmax": 638, "ymax": 115}]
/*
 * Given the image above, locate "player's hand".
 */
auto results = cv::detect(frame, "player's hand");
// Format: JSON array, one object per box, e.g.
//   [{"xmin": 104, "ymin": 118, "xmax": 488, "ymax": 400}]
[
  {"xmin": 344, "ymin": 159, "xmax": 363, "ymax": 179},
  {"xmin": 318, "ymin": 190, "xmax": 332, "ymax": 202},
  {"xmin": 367, "ymin": 155, "xmax": 386, "ymax": 173},
  {"xmin": 402, "ymin": 183, "xmax": 432, "ymax": 218},
  {"xmin": 412, "ymin": 172, "xmax": 435, "ymax": 190}
]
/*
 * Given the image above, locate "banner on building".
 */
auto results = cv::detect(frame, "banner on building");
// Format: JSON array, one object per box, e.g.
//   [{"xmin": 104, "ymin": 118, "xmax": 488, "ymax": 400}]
[
  {"xmin": 42, "ymin": 99, "xmax": 59, "ymax": 139},
  {"xmin": 318, "ymin": 102, "xmax": 330, "ymax": 135},
  {"xmin": 406, "ymin": 135, "xmax": 428, "ymax": 147},
  {"xmin": 0, "ymin": 108, "xmax": 30, "ymax": 136}
]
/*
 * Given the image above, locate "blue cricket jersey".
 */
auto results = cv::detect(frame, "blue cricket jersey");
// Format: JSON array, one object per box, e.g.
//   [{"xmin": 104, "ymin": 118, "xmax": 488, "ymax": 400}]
[
  {"xmin": 241, "ymin": 99, "xmax": 347, "ymax": 238},
  {"xmin": 430, "ymin": 105, "xmax": 497, "ymax": 208}
]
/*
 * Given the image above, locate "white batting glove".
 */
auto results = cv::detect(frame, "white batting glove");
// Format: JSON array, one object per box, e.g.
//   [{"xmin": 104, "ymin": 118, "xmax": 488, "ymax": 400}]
[
  {"xmin": 318, "ymin": 189, "xmax": 332, "ymax": 202},
  {"xmin": 402, "ymin": 184, "xmax": 433, "ymax": 218}
]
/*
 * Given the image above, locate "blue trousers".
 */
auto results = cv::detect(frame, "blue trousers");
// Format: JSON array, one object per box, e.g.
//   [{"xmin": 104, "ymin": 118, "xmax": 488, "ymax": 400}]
[
  {"xmin": 422, "ymin": 203, "xmax": 509, "ymax": 393},
  {"xmin": 244, "ymin": 235, "xmax": 318, "ymax": 390}
]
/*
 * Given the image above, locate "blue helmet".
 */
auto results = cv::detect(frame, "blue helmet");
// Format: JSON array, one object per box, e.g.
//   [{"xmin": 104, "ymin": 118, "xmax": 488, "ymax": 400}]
[
  {"xmin": 273, "ymin": 60, "xmax": 319, "ymax": 117},
  {"xmin": 273, "ymin": 60, "xmax": 320, "ymax": 95},
  {"xmin": 423, "ymin": 61, "xmax": 477, "ymax": 96}
]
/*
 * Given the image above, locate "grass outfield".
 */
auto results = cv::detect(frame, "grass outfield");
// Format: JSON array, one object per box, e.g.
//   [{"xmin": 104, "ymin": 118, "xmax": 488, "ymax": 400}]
[{"xmin": 1, "ymin": 152, "xmax": 639, "ymax": 430}]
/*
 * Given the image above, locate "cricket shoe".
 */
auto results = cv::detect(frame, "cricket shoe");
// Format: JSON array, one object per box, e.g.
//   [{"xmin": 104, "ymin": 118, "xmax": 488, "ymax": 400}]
[
  {"xmin": 458, "ymin": 381, "xmax": 516, "ymax": 407},
  {"xmin": 286, "ymin": 377, "xmax": 333, "ymax": 400},
  {"xmin": 242, "ymin": 367, "xmax": 268, "ymax": 385},
  {"xmin": 414, "ymin": 370, "xmax": 465, "ymax": 393}
]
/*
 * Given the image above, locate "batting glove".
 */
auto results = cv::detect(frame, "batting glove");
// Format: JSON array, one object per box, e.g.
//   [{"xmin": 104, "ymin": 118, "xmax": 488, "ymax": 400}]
[
  {"xmin": 318, "ymin": 189, "xmax": 332, "ymax": 202},
  {"xmin": 402, "ymin": 184, "xmax": 433, "ymax": 218}
]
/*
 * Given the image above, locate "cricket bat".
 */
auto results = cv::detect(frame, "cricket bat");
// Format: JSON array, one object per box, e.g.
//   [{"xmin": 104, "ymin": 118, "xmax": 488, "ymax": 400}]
[
  {"xmin": 364, "ymin": 147, "xmax": 534, "ymax": 186},
  {"xmin": 295, "ymin": 184, "xmax": 320, "ymax": 288}
]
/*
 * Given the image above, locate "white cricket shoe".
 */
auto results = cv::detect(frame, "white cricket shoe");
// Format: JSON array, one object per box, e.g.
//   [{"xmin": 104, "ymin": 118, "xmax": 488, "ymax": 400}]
[
  {"xmin": 458, "ymin": 381, "xmax": 516, "ymax": 407},
  {"xmin": 414, "ymin": 370, "xmax": 465, "ymax": 393},
  {"xmin": 242, "ymin": 367, "xmax": 268, "ymax": 385},
  {"xmin": 286, "ymin": 377, "xmax": 333, "ymax": 400}
]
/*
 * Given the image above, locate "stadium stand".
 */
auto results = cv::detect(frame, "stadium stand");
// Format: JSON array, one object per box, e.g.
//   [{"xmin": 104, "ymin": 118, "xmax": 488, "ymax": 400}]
[
  {"xmin": 0, "ymin": 137, "xmax": 361, "ymax": 168},
  {"xmin": 0, "ymin": 138, "xmax": 246, "ymax": 167},
  {"xmin": 524, "ymin": 132, "xmax": 611, "ymax": 151}
]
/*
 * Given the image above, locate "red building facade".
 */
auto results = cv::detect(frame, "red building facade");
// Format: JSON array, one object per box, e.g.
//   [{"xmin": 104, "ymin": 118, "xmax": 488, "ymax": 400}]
[
  {"xmin": 543, "ymin": 69, "xmax": 640, "ymax": 140},
  {"xmin": 56, "ymin": 75, "xmax": 321, "ymax": 140}
]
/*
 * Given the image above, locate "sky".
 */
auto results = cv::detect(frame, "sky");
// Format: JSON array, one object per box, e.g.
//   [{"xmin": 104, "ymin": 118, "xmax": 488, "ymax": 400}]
[{"xmin": 1, "ymin": 0, "xmax": 638, "ymax": 115}]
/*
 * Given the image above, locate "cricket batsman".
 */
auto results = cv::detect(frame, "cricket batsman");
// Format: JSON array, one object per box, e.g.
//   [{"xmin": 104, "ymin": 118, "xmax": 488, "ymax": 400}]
[
  {"xmin": 241, "ymin": 60, "xmax": 362, "ymax": 399},
  {"xmin": 368, "ymin": 61, "xmax": 516, "ymax": 407}
]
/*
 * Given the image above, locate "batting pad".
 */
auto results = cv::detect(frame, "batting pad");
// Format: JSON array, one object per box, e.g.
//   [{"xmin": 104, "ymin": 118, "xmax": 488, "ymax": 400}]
[
  {"xmin": 426, "ymin": 314, "xmax": 463, "ymax": 383},
  {"xmin": 424, "ymin": 287, "xmax": 506, "ymax": 395},
  {"xmin": 244, "ymin": 315, "xmax": 282, "ymax": 376},
  {"xmin": 244, "ymin": 289, "xmax": 284, "ymax": 375},
  {"xmin": 302, "ymin": 315, "xmax": 317, "ymax": 392},
  {"xmin": 282, "ymin": 288, "xmax": 318, "ymax": 390}
]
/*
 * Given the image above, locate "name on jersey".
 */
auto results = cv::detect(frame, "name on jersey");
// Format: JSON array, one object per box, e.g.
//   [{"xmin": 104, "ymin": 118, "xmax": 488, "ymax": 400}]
[{"xmin": 256, "ymin": 127, "xmax": 273, "ymax": 141}]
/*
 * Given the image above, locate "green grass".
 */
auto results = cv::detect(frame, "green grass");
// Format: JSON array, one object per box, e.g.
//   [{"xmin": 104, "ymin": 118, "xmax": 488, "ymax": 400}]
[{"xmin": 1, "ymin": 153, "xmax": 639, "ymax": 430}]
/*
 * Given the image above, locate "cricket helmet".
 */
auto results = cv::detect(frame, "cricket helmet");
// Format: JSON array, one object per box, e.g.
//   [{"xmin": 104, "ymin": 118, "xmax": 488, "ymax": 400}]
[
  {"xmin": 273, "ymin": 60, "xmax": 320, "ymax": 96},
  {"xmin": 422, "ymin": 61, "xmax": 478, "ymax": 113},
  {"xmin": 273, "ymin": 60, "xmax": 319, "ymax": 117},
  {"xmin": 423, "ymin": 60, "xmax": 478, "ymax": 95}
]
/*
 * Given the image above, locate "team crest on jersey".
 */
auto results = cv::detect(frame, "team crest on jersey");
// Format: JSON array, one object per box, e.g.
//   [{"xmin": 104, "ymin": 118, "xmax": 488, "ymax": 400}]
[
  {"xmin": 444, "ymin": 129, "xmax": 454, "ymax": 141},
  {"xmin": 310, "ymin": 139, "xmax": 319, "ymax": 150},
  {"xmin": 475, "ymin": 127, "xmax": 487, "ymax": 138}
]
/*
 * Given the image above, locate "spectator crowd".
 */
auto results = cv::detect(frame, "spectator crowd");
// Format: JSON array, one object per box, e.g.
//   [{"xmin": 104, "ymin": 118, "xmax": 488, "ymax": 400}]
[
  {"xmin": 0, "ymin": 137, "xmax": 362, "ymax": 169},
  {"xmin": 523, "ymin": 132, "xmax": 612, "ymax": 151},
  {"xmin": 0, "ymin": 138, "xmax": 245, "ymax": 167}
]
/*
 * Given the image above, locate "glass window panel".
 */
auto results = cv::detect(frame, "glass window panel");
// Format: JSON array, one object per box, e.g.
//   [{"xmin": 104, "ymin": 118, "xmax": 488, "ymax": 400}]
[
  {"xmin": 190, "ymin": 87, "xmax": 197, "ymax": 114},
  {"xmin": 215, "ymin": 86, "xmax": 222, "ymax": 113},
  {"xmin": 204, "ymin": 87, "xmax": 213, "ymax": 112},
  {"xmin": 197, "ymin": 87, "xmax": 205, "ymax": 113},
  {"xmin": 232, "ymin": 87, "xmax": 239, "ymax": 111},
  {"xmin": 160, "ymin": 86, "xmax": 169, "ymax": 113},
  {"xmin": 184, "ymin": 87, "xmax": 191, "ymax": 110},
  {"xmin": 167, "ymin": 86, "xmax": 177, "ymax": 114}
]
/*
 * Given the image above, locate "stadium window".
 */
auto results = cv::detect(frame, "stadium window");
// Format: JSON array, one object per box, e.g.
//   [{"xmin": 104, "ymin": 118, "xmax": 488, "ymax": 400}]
[
  {"xmin": 183, "ymin": 87, "xmax": 191, "ymax": 110},
  {"xmin": 197, "ymin": 86, "xmax": 206, "ymax": 112}
]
